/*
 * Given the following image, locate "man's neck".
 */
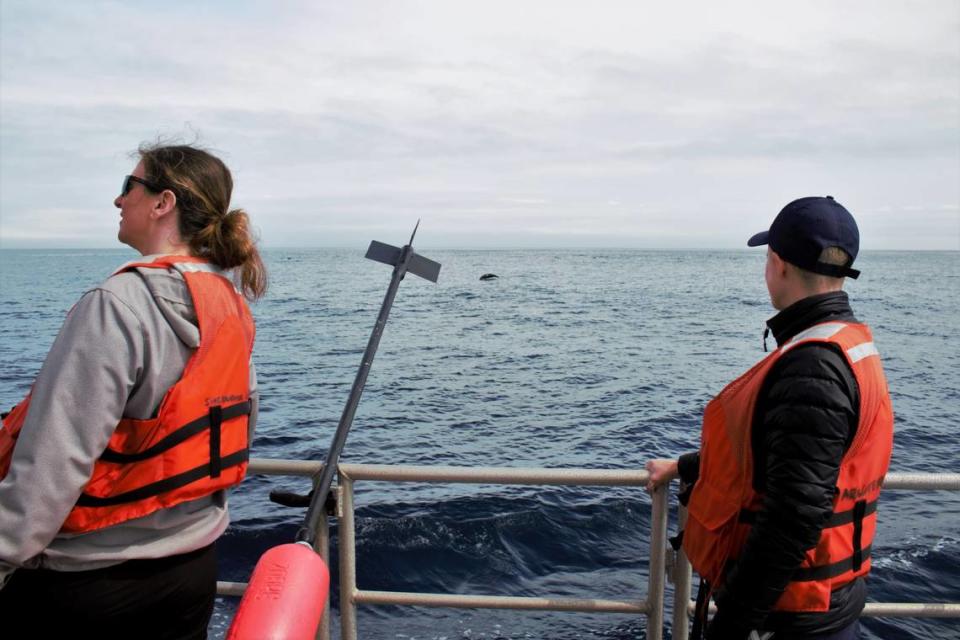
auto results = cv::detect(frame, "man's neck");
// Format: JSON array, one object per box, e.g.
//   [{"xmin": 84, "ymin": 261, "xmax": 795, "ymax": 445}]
[
  {"xmin": 766, "ymin": 291, "xmax": 857, "ymax": 346},
  {"xmin": 776, "ymin": 282, "xmax": 844, "ymax": 310}
]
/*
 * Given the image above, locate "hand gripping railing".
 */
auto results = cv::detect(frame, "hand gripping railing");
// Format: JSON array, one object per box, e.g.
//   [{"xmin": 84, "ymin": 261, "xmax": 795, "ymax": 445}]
[{"xmin": 219, "ymin": 460, "xmax": 960, "ymax": 640}]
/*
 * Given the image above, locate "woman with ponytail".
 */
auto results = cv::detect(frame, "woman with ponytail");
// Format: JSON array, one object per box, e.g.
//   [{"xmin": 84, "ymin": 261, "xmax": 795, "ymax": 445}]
[{"xmin": 0, "ymin": 143, "xmax": 266, "ymax": 639}]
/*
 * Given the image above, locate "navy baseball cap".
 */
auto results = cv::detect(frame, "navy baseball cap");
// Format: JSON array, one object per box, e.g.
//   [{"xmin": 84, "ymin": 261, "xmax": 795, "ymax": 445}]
[{"xmin": 747, "ymin": 196, "xmax": 860, "ymax": 279}]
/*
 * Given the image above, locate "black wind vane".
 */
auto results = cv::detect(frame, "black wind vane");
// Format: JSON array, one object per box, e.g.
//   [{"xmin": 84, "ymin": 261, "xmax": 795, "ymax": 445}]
[{"xmin": 226, "ymin": 221, "xmax": 440, "ymax": 640}]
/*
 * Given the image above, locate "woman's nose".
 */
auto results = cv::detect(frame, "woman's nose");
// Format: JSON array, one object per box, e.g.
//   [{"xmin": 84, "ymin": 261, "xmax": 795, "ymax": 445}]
[{"xmin": 114, "ymin": 194, "xmax": 122, "ymax": 208}]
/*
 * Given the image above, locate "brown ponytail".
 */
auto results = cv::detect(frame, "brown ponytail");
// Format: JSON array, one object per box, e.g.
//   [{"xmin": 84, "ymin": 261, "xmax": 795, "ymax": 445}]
[{"xmin": 137, "ymin": 143, "xmax": 267, "ymax": 300}]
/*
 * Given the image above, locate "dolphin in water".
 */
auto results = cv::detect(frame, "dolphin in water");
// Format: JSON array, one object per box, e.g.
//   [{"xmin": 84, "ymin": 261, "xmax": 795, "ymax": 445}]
[{"xmin": 479, "ymin": 273, "xmax": 499, "ymax": 281}]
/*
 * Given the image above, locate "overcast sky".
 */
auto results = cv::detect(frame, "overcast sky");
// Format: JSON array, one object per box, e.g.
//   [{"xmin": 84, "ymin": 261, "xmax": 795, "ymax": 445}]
[{"xmin": 1, "ymin": 1, "xmax": 957, "ymax": 249}]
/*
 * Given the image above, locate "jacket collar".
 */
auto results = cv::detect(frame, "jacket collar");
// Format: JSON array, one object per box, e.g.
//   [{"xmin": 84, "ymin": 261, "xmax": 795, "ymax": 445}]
[{"xmin": 766, "ymin": 291, "xmax": 858, "ymax": 348}]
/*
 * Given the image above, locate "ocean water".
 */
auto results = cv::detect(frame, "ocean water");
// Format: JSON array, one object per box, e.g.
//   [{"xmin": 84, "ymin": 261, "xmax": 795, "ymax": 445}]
[{"xmin": 0, "ymin": 248, "xmax": 957, "ymax": 640}]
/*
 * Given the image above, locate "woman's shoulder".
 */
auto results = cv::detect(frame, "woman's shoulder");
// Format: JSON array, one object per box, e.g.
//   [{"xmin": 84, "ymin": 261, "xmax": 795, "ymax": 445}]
[
  {"xmin": 98, "ymin": 263, "xmax": 188, "ymax": 303},
  {"xmin": 93, "ymin": 269, "xmax": 155, "ymax": 305},
  {"xmin": 70, "ymin": 266, "xmax": 184, "ymax": 326},
  {"xmin": 105, "ymin": 265, "xmax": 199, "ymax": 345}
]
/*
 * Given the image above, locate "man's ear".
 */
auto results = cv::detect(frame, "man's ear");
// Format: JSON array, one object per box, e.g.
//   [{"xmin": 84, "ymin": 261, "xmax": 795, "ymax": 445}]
[
  {"xmin": 152, "ymin": 189, "xmax": 178, "ymax": 220},
  {"xmin": 769, "ymin": 249, "xmax": 788, "ymax": 277}
]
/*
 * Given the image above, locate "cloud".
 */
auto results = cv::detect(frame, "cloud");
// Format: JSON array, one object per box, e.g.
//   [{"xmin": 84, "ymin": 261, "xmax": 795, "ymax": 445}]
[{"xmin": 1, "ymin": 0, "xmax": 958, "ymax": 249}]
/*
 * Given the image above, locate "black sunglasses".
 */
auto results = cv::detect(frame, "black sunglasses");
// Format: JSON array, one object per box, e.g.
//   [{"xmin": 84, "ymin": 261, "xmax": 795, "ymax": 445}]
[{"xmin": 120, "ymin": 174, "xmax": 165, "ymax": 197}]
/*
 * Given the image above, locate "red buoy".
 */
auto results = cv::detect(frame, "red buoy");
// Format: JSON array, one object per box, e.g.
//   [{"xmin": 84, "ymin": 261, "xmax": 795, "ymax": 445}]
[{"xmin": 227, "ymin": 543, "xmax": 330, "ymax": 640}]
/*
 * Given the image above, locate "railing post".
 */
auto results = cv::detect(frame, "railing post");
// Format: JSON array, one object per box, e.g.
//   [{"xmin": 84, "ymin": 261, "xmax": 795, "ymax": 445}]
[
  {"xmin": 338, "ymin": 476, "xmax": 358, "ymax": 640},
  {"xmin": 647, "ymin": 483, "xmax": 668, "ymax": 640},
  {"xmin": 315, "ymin": 513, "xmax": 331, "ymax": 640},
  {"xmin": 672, "ymin": 504, "xmax": 691, "ymax": 640}
]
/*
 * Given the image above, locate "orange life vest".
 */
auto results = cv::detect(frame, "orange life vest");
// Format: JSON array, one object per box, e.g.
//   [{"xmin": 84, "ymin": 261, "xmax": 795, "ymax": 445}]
[
  {"xmin": 682, "ymin": 321, "xmax": 894, "ymax": 612},
  {"xmin": 0, "ymin": 255, "xmax": 255, "ymax": 533}
]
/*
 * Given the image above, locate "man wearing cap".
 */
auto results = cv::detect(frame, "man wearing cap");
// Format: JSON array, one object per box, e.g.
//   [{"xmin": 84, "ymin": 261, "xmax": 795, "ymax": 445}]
[{"xmin": 647, "ymin": 196, "xmax": 894, "ymax": 639}]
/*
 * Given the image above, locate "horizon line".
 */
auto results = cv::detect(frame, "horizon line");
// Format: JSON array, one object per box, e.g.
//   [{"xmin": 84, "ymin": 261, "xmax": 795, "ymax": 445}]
[{"xmin": 0, "ymin": 245, "xmax": 956, "ymax": 253}]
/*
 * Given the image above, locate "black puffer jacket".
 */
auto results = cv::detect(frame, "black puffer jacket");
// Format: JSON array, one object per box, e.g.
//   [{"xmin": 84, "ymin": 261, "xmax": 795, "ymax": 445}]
[{"xmin": 679, "ymin": 291, "xmax": 866, "ymax": 638}]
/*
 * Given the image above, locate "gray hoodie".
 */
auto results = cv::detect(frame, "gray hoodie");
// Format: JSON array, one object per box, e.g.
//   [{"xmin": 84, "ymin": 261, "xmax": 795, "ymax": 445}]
[{"xmin": 0, "ymin": 258, "xmax": 258, "ymax": 586}]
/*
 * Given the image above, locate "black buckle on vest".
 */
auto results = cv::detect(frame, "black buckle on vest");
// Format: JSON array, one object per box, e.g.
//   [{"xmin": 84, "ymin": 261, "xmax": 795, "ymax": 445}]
[
  {"xmin": 852, "ymin": 499, "xmax": 867, "ymax": 572},
  {"xmin": 99, "ymin": 399, "xmax": 252, "ymax": 463},
  {"xmin": 209, "ymin": 405, "xmax": 223, "ymax": 478},
  {"xmin": 76, "ymin": 449, "xmax": 249, "ymax": 507}
]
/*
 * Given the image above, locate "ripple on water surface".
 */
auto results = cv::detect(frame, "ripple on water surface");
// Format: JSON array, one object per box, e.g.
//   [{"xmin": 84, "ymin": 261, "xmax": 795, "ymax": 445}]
[{"xmin": 2, "ymin": 248, "xmax": 957, "ymax": 639}]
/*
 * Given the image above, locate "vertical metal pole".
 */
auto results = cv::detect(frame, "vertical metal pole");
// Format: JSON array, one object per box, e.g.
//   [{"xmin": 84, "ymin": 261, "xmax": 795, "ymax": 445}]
[
  {"xmin": 315, "ymin": 515, "xmax": 331, "ymax": 640},
  {"xmin": 647, "ymin": 484, "xmax": 667, "ymax": 640},
  {"xmin": 672, "ymin": 504, "xmax": 692, "ymax": 640},
  {"xmin": 338, "ymin": 476, "xmax": 358, "ymax": 640},
  {"xmin": 298, "ymin": 240, "xmax": 424, "ymax": 547}
]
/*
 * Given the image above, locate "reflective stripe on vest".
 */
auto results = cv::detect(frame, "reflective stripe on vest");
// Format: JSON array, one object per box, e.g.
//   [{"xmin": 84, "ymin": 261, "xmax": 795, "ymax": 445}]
[
  {"xmin": 681, "ymin": 321, "xmax": 894, "ymax": 613},
  {"xmin": 783, "ymin": 321, "xmax": 847, "ymax": 348},
  {"xmin": 171, "ymin": 261, "xmax": 224, "ymax": 274},
  {"xmin": 847, "ymin": 341, "xmax": 879, "ymax": 363}
]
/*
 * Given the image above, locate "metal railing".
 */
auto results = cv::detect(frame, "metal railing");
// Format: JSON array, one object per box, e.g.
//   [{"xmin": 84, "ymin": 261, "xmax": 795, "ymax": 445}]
[{"xmin": 219, "ymin": 460, "xmax": 960, "ymax": 639}]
